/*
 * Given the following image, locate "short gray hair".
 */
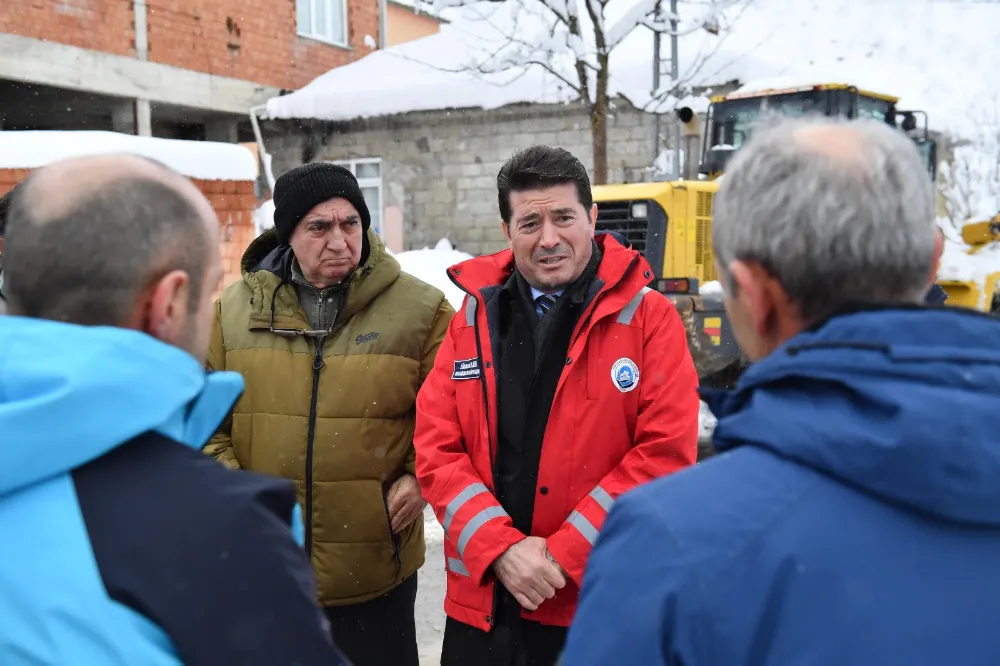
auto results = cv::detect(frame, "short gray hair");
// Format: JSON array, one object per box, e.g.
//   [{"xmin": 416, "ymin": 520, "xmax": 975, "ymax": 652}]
[
  {"xmin": 712, "ymin": 116, "xmax": 937, "ymax": 322},
  {"xmin": 4, "ymin": 172, "xmax": 211, "ymax": 325}
]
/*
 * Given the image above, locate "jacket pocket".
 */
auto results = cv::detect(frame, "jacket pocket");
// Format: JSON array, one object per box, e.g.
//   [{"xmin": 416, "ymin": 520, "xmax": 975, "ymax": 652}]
[{"xmin": 381, "ymin": 483, "xmax": 403, "ymax": 575}]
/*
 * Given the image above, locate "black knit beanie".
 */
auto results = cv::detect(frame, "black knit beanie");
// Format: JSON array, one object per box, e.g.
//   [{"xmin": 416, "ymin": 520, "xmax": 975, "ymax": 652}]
[{"xmin": 272, "ymin": 163, "xmax": 371, "ymax": 248}]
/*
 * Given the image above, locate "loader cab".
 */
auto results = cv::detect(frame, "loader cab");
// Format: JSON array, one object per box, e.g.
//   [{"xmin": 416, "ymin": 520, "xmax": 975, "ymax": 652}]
[{"xmin": 700, "ymin": 84, "xmax": 937, "ymax": 181}]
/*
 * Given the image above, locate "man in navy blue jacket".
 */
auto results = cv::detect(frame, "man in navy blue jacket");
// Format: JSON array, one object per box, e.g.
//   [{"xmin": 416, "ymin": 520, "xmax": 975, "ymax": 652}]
[
  {"xmin": 561, "ymin": 117, "xmax": 1000, "ymax": 666},
  {"xmin": 0, "ymin": 154, "xmax": 350, "ymax": 665}
]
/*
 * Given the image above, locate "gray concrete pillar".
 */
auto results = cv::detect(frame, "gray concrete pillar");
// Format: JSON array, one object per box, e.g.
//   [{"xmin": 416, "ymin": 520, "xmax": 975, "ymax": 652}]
[
  {"xmin": 136, "ymin": 99, "xmax": 152, "ymax": 137},
  {"xmin": 111, "ymin": 99, "xmax": 151, "ymax": 136},
  {"xmin": 111, "ymin": 101, "xmax": 136, "ymax": 134}
]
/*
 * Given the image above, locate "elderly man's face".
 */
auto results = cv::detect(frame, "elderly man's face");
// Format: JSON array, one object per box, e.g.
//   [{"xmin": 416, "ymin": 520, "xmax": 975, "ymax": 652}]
[{"xmin": 289, "ymin": 197, "xmax": 363, "ymax": 289}]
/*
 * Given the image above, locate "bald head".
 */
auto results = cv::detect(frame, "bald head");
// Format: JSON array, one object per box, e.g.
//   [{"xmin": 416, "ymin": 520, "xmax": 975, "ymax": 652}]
[
  {"xmin": 3, "ymin": 153, "xmax": 220, "ymax": 333},
  {"xmin": 790, "ymin": 122, "xmax": 872, "ymax": 167},
  {"xmin": 20, "ymin": 154, "xmax": 214, "ymax": 229}
]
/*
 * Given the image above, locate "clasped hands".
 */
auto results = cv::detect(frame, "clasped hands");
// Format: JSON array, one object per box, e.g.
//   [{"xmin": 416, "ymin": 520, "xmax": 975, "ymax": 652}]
[{"xmin": 493, "ymin": 536, "xmax": 568, "ymax": 611}]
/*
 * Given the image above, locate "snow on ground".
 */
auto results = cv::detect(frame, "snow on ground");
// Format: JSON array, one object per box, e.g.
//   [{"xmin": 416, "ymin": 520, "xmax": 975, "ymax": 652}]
[
  {"xmin": 416, "ymin": 506, "xmax": 447, "ymax": 666},
  {"xmin": 0, "ymin": 130, "xmax": 258, "ymax": 181},
  {"xmin": 395, "ymin": 238, "xmax": 474, "ymax": 310}
]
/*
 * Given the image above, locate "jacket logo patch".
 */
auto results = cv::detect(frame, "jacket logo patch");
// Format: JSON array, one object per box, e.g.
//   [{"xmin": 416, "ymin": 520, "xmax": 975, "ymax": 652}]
[
  {"xmin": 452, "ymin": 358, "xmax": 481, "ymax": 380},
  {"xmin": 611, "ymin": 357, "xmax": 640, "ymax": 393},
  {"xmin": 355, "ymin": 331, "xmax": 380, "ymax": 345}
]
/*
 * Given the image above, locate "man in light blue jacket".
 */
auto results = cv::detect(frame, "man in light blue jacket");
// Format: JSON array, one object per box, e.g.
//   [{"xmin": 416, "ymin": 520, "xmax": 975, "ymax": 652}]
[
  {"xmin": 0, "ymin": 154, "xmax": 349, "ymax": 665},
  {"xmin": 561, "ymin": 117, "xmax": 1000, "ymax": 666}
]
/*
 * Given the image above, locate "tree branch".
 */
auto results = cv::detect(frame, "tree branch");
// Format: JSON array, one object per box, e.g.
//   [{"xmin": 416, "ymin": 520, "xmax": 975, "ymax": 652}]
[{"xmin": 642, "ymin": 0, "xmax": 757, "ymax": 111}]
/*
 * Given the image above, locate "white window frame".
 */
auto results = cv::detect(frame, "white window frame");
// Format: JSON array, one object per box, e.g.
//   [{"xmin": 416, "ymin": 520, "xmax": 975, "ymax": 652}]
[
  {"xmin": 329, "ymin": 158, "xmax": 383, "ymax": 235},
  {"xmin": 296, "ymin": 0, "xmax": 349, "ymax": 47}
]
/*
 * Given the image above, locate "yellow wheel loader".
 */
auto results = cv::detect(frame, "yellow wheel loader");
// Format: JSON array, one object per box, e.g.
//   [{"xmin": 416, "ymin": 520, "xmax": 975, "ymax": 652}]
[
  {"xmin": 592, "ymin": 83, "xmax": 938, "ymax": 392},
  {"xmin": 937, "ymin": 211, "xmax": 1000, "ymax": 313}
]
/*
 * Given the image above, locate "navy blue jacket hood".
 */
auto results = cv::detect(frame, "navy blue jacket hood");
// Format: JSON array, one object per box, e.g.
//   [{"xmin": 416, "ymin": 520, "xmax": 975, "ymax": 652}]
[{"xmin": 703, "ymin": 306, "xmax": 1000, "ymax": 526}]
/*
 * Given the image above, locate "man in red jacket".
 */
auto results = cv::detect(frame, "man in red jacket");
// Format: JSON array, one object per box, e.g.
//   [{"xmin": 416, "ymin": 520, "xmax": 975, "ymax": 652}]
[{"xmin": 414, "ymin": 145, "xmax": 700, "ymax": 666}]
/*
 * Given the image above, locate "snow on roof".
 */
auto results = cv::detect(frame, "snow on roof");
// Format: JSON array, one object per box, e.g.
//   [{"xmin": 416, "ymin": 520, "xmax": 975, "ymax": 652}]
[
  {"xmin": 389, "ymin": 0, "xmax": 444, "ymax": 18},
  {"xmin": 0, "ymin": 131, "xmax": 258, "ymax": 181},
  {"xmin": 394, "ymin": 238, "xmax": 473, "ymax": 310},
  {"xmin": 264, "ymin": 0, "xmax": 995, "ymax": 139}
]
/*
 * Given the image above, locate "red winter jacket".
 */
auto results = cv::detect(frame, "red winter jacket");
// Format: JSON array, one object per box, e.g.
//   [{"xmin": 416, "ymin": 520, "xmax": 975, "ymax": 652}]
[{"xmin": 413, "ymin": 233, "xmax": 700, "ymax": 632}]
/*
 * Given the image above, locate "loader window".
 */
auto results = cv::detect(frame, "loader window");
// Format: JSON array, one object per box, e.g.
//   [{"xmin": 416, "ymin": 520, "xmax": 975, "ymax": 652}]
[
  {"xmin": 856, "ymin": 96, "xmax": 893, "ymax": 122},
  {"xmin": 913, "ymin": 138, "xmax": 937, "ymax": 182},
  {"xmin": 707, "ymin": 91, "xmax": 826, "ymax": 151}
]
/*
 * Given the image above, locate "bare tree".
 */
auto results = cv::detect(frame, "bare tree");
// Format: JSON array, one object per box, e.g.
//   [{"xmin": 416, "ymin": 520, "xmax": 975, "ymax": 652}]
[
  {"xmin": 414, "ymin": 0, "xmax": 753, "ymax": 184},
  {"xmin": 939, "ymin": 98, "xmax": 1000, "ymax": 235}
]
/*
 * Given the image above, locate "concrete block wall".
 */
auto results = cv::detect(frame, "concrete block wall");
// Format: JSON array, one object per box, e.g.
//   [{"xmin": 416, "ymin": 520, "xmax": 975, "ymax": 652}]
[
  {"xmin": 1, "ymin": 0, "xmax": 378, "ymax": 91},
  {"xmin": 263, "ymin": 101, "xmax": 663, "ymax": 256},
  {"xmin": 0, "ymin": 171, "xmax": 256, "ymax": 299}
]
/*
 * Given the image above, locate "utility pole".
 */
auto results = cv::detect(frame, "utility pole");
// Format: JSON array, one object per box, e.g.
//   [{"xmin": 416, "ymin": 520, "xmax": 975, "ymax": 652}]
[
  {"xmin": 651, "ymin": 0, "xmax": 681, "ymax": 179},
  {"xmin": 651, "ymin": 0, "xmax": 662, "ymax": 172},
  {"xmin": 670, "ymin": 0, "xmax": 680, "ymax": 179}
]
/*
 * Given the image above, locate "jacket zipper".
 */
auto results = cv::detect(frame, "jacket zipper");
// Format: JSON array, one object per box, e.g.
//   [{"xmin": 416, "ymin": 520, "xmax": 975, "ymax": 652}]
[
  {"xmin": 381, "ymin": 485, "xmax": 403, "ymax": 575},
  {"xmin": 304, "ymin": 335, "xmax": 327, "ymax": 556},
  {"xmin": 448, "ymin": 272, "xmax": 502, "ymax": 629}
]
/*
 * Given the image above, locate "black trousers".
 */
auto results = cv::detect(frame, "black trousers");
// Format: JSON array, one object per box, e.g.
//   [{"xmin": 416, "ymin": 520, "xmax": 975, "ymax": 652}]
[
  {"xmin": 324, "ymin": 573, "xmax": 419, "ymax": 666},
  {"xmin": 441, "ymin": 589, "xmax": 568, "ymax": 666}
]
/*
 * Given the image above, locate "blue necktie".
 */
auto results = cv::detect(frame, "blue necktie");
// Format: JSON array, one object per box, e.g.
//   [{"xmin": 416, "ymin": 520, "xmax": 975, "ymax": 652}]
[{"xmin": 536, "ymin": 293, "xmax": 558, "ymax": 318}]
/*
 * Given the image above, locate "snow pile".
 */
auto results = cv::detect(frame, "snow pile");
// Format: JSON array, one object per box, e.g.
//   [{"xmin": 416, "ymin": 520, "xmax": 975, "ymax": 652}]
[
  {"xmin": 395, "ymin": 238, "xmax": 474, "ymax": 310},
  {"xmin": 699, "ymin": 280, "xmax": 723, "ymax": 295},
  {"xmin": 0, "ymin": 131, "xmax": 258, "ymax": 181},
  {"xmin": 254, "ymin": 199, "xmax": 276, "ymax": 237},
  {"xmin": 699, "ymin": 400, "xmax": 718, "ymax": 442},
  {"xmin": 650, "ymin": 148, "xmax": 687, "ymax": 180}
]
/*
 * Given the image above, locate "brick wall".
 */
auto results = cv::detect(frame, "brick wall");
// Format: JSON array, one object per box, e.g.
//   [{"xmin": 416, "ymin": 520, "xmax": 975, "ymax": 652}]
[
  {"xmin": 192, "ymin": 179, "xmax": 258, "ymax": 296},
  {"xmin": 262, "ymin": 101, "xmax": 664, "ymax": 256},
  {"xmin": 0, "ymin": 170, "xmax": 256, "ymax": 298},
  {"xmin": 1, "ymin": 0, "xmax": 378, "ymax": 91},
  {"xmin": 1, "ymin": 0, "xmax": 133, "ymax": 56}
]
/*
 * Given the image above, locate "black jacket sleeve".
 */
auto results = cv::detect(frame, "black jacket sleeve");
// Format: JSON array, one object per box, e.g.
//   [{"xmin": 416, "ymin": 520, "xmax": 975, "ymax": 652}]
[{"xmin": 74, "ymin": 431, "xmax": 350, "ymax": 666}]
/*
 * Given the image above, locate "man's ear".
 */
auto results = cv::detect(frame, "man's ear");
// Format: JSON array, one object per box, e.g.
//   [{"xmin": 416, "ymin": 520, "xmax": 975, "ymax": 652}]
[
  {"xmin": 500, "ymin": 220, "xmax": 512, "ymax": 246},
  {"xmin": 928, "ymin": 227, "xmax": 945, "ymax": 290},
  {"xmin": 588, "ymin": 203, "xmax": 598, "ymax": 232},
  {"xmin": 142, "ymin": 269, "xmax": 191, "ymax": 344},
  {"xmin": 729, "ymin": 259, "xmax": 782, "ymax": 339}
]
